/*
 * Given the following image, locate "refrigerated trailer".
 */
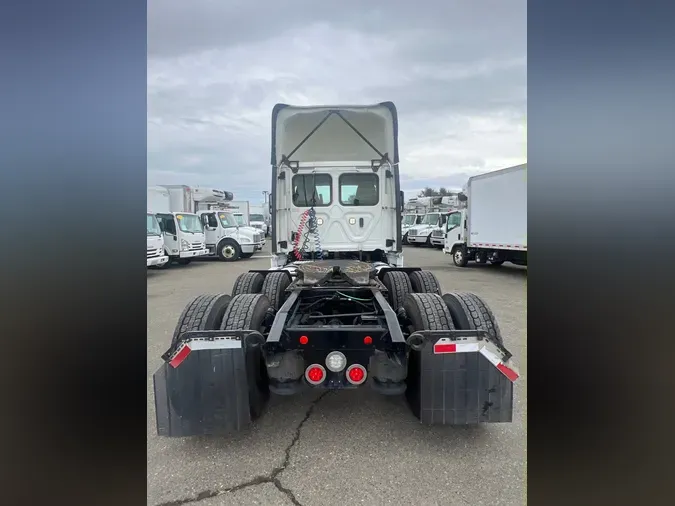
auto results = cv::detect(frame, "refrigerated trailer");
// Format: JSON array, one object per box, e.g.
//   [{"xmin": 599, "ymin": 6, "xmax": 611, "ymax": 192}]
[
  {"xmin": 443, "ymin": 164, "xmax": 527, "ymax": 267},
  {"xmin": 153, "ymin": 103, "xmax": 519, "ymax": 436}
]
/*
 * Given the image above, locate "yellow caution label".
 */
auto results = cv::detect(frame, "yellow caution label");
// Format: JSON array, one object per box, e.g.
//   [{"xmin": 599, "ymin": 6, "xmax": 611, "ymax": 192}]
[{"xmin": 176, "ymin": 215, "xmax": 183, "ymax": 220}]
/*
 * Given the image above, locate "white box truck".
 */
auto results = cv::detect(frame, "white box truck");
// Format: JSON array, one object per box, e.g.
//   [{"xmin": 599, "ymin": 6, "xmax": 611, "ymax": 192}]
[
  {"xmin": 249, "ymin": 203, "xmax": 270, "ymax": 237},
  {"xmin": 225, "ymin": 200, "xmax": 250, "ymax": 227},
  {"xmin": 146, "ymin": 210, "xmax": 169, "ymax": 268},
  {"xmin": 149, "ymin": 185, "xmax": 209, "ymax": 267},
  {"xmin": 443, "ymin": 164, "xmax": 527, "ymax": 267}
]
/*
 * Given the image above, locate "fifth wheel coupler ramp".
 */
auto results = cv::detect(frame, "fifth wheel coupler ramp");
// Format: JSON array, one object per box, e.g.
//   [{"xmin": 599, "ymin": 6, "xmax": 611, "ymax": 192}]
[
  {"xmin": 406, "ymin": 329, "xmax": 519, "ymax": 424},
  {"xmin": 153, "ymin": 330, "xmax": 264, "ymax": 437}
]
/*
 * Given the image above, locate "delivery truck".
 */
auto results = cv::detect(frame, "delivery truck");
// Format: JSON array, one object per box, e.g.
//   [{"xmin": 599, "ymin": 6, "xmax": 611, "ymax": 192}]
[
  {"xmin": 249, "ymin": 203, "xmax": 270, "ymax": 236},
  {"xmin": 443, "ymin": 164, "xmax": 527, "ymax": 267},
  {"xmin": 149, "ymin": 185, "xmax": 209, "ymax": 266}
]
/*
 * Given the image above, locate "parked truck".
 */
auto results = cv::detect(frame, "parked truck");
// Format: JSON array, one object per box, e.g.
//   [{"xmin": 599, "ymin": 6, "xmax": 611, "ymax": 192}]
[
  {"xmin": 225, "ymin": 200, "xmax": 250, "ymax": 227},
  {"xmin": 149, "ymin": 185, "xmax": 209, "ymax": 266},
  {"xmin": 406, "ymin": 210, "xmax": 451, "ymax": 248},
  {"xmin": 146, "ymin": 211, "xmax": 169, "ymax": 268},
  {"xmin": 153, "ymin": 102, "xmax": 519, "ymax": 436},
  {"xmin": 199, "ymin": 209, "xmax": 265, "ymax": 261},
  {"xmin": 443, "ymin": 164, "xmax": 527, "ymax": 267},
  {"xmin": 249, "ymin": 203, "xmax": 270, "ymax": 237}
]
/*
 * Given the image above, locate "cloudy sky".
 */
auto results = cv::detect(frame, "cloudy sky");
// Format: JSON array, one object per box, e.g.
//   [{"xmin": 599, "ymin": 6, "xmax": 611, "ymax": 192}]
[{"xmin": 148, "ymin": 0, "xmax": 527, "ymax": 202}]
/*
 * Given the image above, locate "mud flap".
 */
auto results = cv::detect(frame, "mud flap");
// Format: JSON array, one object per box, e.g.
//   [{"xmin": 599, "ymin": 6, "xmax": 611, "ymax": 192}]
[
  {"xmin": 153, "ymin": 330, "xmax": 263, "ymax": 437},
  {"xmin": 407, "ymin": 330, "xmax": 518, "ymax": 425}
]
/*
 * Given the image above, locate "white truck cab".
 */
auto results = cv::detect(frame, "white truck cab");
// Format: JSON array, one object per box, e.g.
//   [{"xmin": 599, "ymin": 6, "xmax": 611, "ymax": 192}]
[
  {"xmin": 270, "ymin": 102, "xmax": 404, "ymax": 268},
  {"xmin": 199, "ymin": 210, "xmax": 265, "ymax": 261},
  {"xmin": 150, "ymin": 185, "xmax": 209, "ymax": 266},
  {"xmin": 406, "ymin": 211, "xmax": 449, "ymax": 248},
  {"xmin": 146, "ymin": 212, "xmax": 169, "ymax": 268},
  {"xmin": 401, "ymin": 213, "xmax": 423, "ymax": 244}
]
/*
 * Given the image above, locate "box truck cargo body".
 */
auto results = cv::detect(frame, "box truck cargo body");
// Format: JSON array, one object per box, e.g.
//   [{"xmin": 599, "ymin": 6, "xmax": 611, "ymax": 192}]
[{"xmin": 444, "ymin": 164, "xmax": 527, "ymax": 267}]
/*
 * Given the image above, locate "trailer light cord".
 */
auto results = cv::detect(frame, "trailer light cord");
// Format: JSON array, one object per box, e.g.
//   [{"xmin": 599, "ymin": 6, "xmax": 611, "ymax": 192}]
[{"xmin": 336, "ymin": 291, "xmax": 372, "ymax": 302}]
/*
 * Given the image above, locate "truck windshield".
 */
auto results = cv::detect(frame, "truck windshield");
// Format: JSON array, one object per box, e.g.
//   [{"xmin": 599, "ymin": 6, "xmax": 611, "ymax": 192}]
[
  {"xmin": 147, "ymin": 214, "xmax": 161, "ymax": 236},
  {"xmin": 217, "ymin": 212, "xmax": 238, "ymax": 228},
  {"xmin": 176, "ymin": 214, "xmax": 203, "ymax": 233},
  {"xmin": 447, "ymin": 213, "xmax": 462, "ymax": 229},
  {"xmin": 250, "ymin": 214, "xmax": 264, "ymax": 222},
  {"xmin": 403, "ymin": 215, "xmax": 417, "ymax": 226},
  {"xmin": 421, "ymin": 213, "xmax": 440, "ymax": 226}
]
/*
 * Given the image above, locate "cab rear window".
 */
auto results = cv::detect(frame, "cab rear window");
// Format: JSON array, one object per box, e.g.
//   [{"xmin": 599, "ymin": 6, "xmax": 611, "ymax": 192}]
[{"xmin": 339, "ymin": 173, "xmax": 379, "ymax": 206}]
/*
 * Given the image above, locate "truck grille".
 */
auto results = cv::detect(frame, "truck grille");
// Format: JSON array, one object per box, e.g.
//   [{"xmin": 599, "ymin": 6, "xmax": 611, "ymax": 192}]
[
  {"xmin": 408, "ymin": 229, "xmax": 417, "ymax": 236},
  {"xmin": 432, "ymin": 230, "xmax": 444, "ymax": 237},
  {"xmin": 147, "ymin": 247, "xmax": 162, "ymax": 258},
  {"xmin": 254, "ymin": 233, "xmax": 263, "ymax": 242},
  {"xmin": 253, "ymin": 224, "xmax": 263, "ymax": 229},
  {"xmin": 189, "ymin": 242, "xmax": 204, "ymax": 251}
]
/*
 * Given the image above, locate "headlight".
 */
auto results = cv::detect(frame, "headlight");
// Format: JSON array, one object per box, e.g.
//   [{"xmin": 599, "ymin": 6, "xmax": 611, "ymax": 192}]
[
  {"xmin": 180, "ymin": 239, "xmax": 189, "ymax": 251},
  {"xmin": 240, "ymin": 237, "xmax": 251, "ymax": 243}
]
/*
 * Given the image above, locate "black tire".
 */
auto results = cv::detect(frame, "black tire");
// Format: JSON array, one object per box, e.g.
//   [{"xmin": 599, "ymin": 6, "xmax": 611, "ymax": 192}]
[
  {"xmin": 177, "ymin": 258, "xmax": 192, "ymax": 265},
  {"xmin": 442, "ymin": 292, "xmax": 503, "ymax": 344},
  {"xmin": 424, "ymin": 235, "xmax": 431, "ymax": 247},
  {"xmin": 402, "ymin": 233, "xmax": 409, "ymax": 245},
  {"xmin": 232, "ymin": 272, "xmax": 265, "ymax": 297},
  {"xmin": 409, "ymin": 270, "xmax": 442, "ymax": 295},
  {"xmin": 490, "ymin": 260, "xmax": 505, "ymax": 266},
  {"xmin": 404, "ymin": 293, "xmax": 455, "ymax": 421},
  {"xmin": 171, "ymin": 294, "xmax": 232, "ymax": 347},
  {"xmin": 381, "ymin": 271, "xmax": 412, "ymax": 311},
  {"xmin": 261, "ymin": 271, "xmax": 292, "ymax": 310},
  {"xmin": 241, "ymin": 252, "xmax": 254, "ymax": 259},
  {"xmin": 220, "ymin": 294, "xmax": 273, "ymax": 419},
  {"xmin": 217, "ymin": 239, "xmax": 241, "ymax": 262},
  {"xmin": 452, "ymin": 246, "xmax": 468, "ymax": 267}
]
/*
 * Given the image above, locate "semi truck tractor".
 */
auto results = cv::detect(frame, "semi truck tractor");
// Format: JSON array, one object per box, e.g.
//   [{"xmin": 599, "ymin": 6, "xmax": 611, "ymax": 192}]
[
  {"xmin": 149, "ymin": 185, "xmax": 209, "ymax": 266},
  {"xmin": 153, "ymin": 102, "xmax": 519, "ymax": 436},
  {"xmin": 443, "ymin": 164, "xmax": 527, "ymax": 267}
]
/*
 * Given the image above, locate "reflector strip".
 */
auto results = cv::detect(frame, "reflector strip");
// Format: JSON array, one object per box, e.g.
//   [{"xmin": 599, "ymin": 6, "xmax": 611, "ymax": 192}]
[
  {"xmin": 432, "ymin": 337, "xmax": 520, "ymax": 382},
  {"xmin": 169, "ymin": 344, "xmax": 191, "ymax": 368},
  {"xmin": 166, "ymin": 337, "xmax": 243, "ymax": 368},
  {"xmin": 433, "ymin": 342, "xmax": 456, "ymax": 353},
  {"xmin": 497, "ymin": 363, "xmax": 520, "ymax": 382}
]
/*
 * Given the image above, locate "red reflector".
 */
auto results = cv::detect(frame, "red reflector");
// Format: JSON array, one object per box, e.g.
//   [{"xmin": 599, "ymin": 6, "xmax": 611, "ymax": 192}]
[
  {"xmin": 497, "ymin": 363, "xmax": 519, "ymax": 382},
  {"xmin": 307, "ymin": 366, "xmax": 324, "ymax": 382},
  {"xmin": 299, "ymin": 335, "xmax": 309, "ymax": 345},
  {"xmin": 363, "ymin": 335, "xmax": 373, "ymax": 345},
  {"xmin": 433, "ymin": 343, "xmax": 456, "ymax": 354},
  {"xmin": 169, "ymin": 345, "xmax": 191, "ymax": 368},
  {"xmin": 348, "ymin": 366, "xmax": 365, "ymax": 383}
]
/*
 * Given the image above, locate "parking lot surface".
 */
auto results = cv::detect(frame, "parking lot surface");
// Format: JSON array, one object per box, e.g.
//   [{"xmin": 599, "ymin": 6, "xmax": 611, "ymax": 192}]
[{"xmin": 147, "ymin": 244, "xmax": 527, "ymax": 506}]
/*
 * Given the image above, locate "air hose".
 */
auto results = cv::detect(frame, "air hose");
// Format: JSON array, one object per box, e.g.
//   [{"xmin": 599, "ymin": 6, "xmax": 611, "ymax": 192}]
[{"xmin": 292, "ymin": 207, "xmax": 323, "ymax": 261}]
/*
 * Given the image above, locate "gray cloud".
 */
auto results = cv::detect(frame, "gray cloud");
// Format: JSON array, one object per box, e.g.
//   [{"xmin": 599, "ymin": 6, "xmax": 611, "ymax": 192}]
[{"xmin": 148, "ymin": 0, "xmax": 527, "ymax": 201}]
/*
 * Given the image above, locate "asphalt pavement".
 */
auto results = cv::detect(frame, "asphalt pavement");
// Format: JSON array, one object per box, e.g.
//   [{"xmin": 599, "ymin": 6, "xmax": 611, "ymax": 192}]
[{"xmin": 147, "ymin": 243, "xmax": 527, "ymax": 506}]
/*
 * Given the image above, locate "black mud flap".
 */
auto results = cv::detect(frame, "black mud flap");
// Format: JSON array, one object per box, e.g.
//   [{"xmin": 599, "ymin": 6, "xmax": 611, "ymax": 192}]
[
  {"xmin": 153, "ymin": 330, "xmax": 263, "ymax": 437},
  {"xmin": 406, "ymin": 330, "xmax": 519, "ymax": 425}
]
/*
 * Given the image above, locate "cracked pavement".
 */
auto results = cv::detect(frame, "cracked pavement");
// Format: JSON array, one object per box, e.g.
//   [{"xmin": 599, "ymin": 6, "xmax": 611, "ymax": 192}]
[{"xmin": 148, "ymin": 244, "xmax": 527, "ymax": 506}]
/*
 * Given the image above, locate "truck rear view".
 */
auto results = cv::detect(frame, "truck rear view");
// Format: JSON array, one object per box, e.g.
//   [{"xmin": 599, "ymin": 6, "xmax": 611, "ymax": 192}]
[{"xmin": 152, "ymin": 102, "xmax": 520, "ymax": 437}]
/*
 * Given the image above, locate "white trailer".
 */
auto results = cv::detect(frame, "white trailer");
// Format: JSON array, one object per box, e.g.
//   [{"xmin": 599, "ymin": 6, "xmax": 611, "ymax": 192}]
[{"xmin": 443, "ymin": 164, "xmax": 527, "ymax": 267}]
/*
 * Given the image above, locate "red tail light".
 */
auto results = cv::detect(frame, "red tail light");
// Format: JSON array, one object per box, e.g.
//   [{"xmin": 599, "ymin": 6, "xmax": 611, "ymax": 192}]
[
  {"xmin": 305, "ymin": 364, "xmax": 326, "ymax": 385},
  {"xmin": 346, "ymin": 364, "xmax": 367, "ymax": 385},
  {"xmin": 299, "ymin": 335, "xmax": 309, "ymax": 345}
]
